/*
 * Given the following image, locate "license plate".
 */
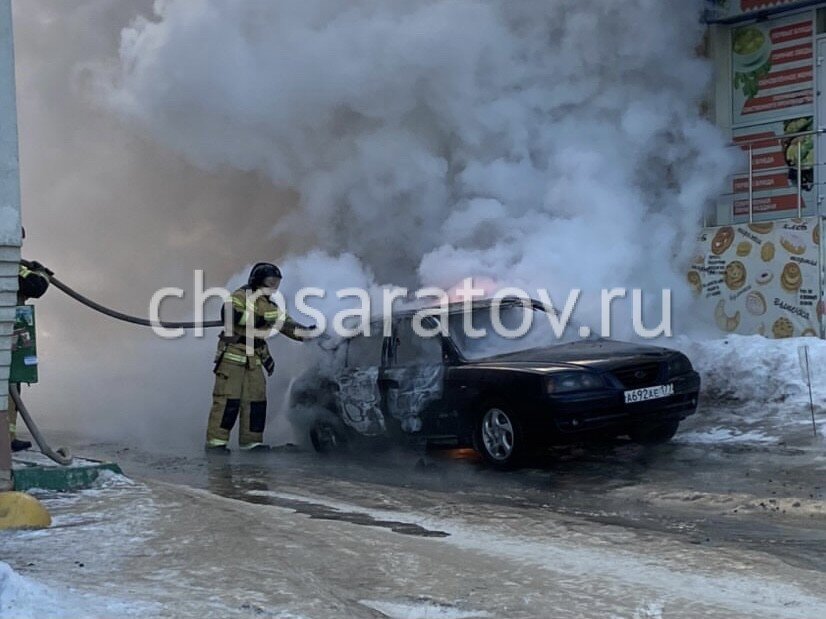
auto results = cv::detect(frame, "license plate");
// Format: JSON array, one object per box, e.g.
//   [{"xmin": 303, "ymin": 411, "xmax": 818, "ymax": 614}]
[{"xmin": 624, "ymin": 384, "xmax": 674, "ymax": 404}]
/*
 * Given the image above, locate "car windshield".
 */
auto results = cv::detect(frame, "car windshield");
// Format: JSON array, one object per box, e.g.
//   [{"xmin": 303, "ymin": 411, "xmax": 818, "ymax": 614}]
[{"xmin": 446, "ymin": 303, "xmax": 581, "ymax": 361}]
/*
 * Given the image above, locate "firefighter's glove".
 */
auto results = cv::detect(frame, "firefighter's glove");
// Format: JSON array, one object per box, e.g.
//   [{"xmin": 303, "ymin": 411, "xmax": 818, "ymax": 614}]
[
  {"xmin": 316, "ymin": 332, "xmax": 338, "ymax": 351},
  {"xmin": 303, "ymin": 325, "xmax": 317, "ymax": 341},
  {"xmin": 28, "ymin": 261, "xmax": 53, "ymax": 276}
]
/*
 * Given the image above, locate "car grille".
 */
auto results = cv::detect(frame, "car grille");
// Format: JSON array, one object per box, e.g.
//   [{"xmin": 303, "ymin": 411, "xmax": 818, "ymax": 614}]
[{"xmin": 612, "ymin": 363, "xmax": 663, "ymax": 389}]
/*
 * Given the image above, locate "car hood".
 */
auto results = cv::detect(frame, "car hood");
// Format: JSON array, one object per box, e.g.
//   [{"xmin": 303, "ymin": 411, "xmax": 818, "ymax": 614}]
[{"xmin": 466, "ymin": 339, "xmax": 675, "ymax": 371}]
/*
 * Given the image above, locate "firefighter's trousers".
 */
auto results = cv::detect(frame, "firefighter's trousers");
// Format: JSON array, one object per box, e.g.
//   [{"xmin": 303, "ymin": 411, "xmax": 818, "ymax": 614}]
[
  {"xmin": 206, "ymin": 359, "xmax": 267, "ymax": 447},
  {"xmin": 7, "ymin": 385, "xmax": 18, "ymax": 438}
]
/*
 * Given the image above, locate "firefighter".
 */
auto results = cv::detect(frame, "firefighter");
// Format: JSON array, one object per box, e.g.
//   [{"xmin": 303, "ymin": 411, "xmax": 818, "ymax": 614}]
[
  {"xmin": 205, "ymin": 263, "xmax": 313, "ymax": 452},
  {"xmin": 9, "ymin": 262, "xmax": 50, "ymax": 452}
]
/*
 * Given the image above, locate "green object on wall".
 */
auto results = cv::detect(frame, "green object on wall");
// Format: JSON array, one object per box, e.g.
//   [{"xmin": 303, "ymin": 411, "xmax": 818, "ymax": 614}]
[{"xmin": 10, "ymin": 305, "xmax": 38, "ymax": 384}]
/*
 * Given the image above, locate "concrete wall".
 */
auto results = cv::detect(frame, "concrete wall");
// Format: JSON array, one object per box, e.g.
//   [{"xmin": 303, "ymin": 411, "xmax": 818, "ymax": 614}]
[{"xmin": 0, "ymin": 0, "xmax": 22, "ymax": 416}]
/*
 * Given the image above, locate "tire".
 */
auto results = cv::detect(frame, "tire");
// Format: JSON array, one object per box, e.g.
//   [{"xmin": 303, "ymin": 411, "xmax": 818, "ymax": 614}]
[
  {"xmin": 309, "ymin": 420, "xmax": 348, "ymax": 454},
  {"xmin": 629, "ymin": 419, "xmax": 680, "ymax": 446},
  {"xmin": 473, "ymin": 403, "xmax": 526, "ymax": 468}
]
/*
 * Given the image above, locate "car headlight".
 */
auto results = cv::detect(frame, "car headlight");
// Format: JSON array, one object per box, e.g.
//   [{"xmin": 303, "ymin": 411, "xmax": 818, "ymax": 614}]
[
  {"xmin": 667, "ymin": 353, "xmax": 693, "ymax": 378},
  {"xmin": 546, "ymin": 372, "xmax": 605, "ymax": 395}
]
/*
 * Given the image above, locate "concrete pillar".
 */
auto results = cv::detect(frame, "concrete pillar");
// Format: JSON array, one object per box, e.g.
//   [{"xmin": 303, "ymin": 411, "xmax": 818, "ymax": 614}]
[{"xmin": 0, "ymin": 0, "xmax": 23, "ymax": 491}]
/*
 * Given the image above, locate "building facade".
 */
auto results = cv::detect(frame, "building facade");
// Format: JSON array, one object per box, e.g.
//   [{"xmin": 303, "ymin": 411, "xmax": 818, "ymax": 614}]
[
  {"xmin": 0, "ymin": 0, "xmax": 22, "ymax": 488},
  {"xmin": 697, "ymin": 0, "xmax": 826, "ymax": 338}
]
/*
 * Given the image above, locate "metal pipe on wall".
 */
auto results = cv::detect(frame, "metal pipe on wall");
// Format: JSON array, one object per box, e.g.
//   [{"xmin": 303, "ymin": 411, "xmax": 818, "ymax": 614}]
[{"xmin": 749, "ymin": 144, "xmax": 754, "ymax": 224}]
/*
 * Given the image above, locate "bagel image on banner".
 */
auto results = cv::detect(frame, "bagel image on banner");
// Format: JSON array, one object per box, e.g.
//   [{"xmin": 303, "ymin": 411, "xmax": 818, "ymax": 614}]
[{"xmin": 689, "ymin": 217, "xmax": 821, "ymax": 338}]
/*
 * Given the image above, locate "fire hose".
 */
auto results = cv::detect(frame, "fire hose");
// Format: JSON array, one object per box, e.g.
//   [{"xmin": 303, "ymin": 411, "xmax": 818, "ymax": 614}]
[
  {"xmin": 9, "ymin": 384, "xmax": 72, "ymax": 466},
  {"xmin": 19, "ymin": 259, "xmax": 335, "ymax": 344},
  {"xmin": 12, "ymin": 260, "xmax": 225, "ymax": 466},
  {"xmin": 10, "ymin": 261, "xmax": 337, "ymax": 466},
  {"xmin": 20, "ymin": 259, "xmax": 224, "ymax": 329}
]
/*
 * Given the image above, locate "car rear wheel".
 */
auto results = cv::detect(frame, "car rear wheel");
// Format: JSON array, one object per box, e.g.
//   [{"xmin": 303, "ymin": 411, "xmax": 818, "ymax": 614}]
[
  {"xmin": 309, "ymin": 420, "xmax": 348, "ymax": 454},
  {"xmin": 474, "ymin": 405, "xmax": 525, "ymax": 468},
  {"xmin": 629, "ymin": 419, "xmax": 680, "ymax": 445}
]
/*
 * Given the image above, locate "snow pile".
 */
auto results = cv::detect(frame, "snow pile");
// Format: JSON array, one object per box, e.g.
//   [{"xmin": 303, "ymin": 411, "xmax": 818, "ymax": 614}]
[
  {"xmin": 1, "ymin": 474, "xmax": 160, "ymax": 618},
  {"xmin": 0, "ymin": 561, "xmax": 136, "ymax": 619},
  {"xmin": 0, "ymin": 561, "xmax": 65, "ymax": 618},
  {"xmin": 678, "ymin": 335, "xmax": 826, "ymax": 404},
  {"xmin": 674, "ymin": 335, "xmax": 826, "ymax": 442}
]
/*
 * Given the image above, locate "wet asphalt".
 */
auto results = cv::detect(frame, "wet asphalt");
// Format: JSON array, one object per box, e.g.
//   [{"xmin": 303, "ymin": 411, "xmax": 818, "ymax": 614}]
[{"xmin": 44, "ymin": 415, "xmax": 826, "ymax": 576}]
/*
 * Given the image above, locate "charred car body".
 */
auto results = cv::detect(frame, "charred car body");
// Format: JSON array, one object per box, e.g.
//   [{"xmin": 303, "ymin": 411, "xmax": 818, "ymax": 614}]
[{"xmin": 291, "ymin": 299, "xmax": 700, "ymax": 467}]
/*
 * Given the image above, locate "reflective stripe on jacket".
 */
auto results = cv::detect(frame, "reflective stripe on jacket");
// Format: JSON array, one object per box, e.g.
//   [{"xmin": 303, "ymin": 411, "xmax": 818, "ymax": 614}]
[{"xmin": 215, "ymin": 287, "xmax": 297, "ymax": 368}]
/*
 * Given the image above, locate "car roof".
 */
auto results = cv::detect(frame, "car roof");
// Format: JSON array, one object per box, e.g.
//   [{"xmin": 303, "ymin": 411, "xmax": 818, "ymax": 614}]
[
  {"xmin": 338, "ymin": 297, "xmax": 542, "ymax": 341},
  {"xmin": 393, "ymin": 296, "xmax": 536, "ymax": 318},
  {"xmin": 359, "ymin": 297, "xmax": 538, "ymax": 330}
]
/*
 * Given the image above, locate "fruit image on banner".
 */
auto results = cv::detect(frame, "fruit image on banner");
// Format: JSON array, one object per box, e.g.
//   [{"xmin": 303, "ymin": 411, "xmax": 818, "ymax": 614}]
[
  {"xmin": 690, "ymin": 217, "xmax": 821, "ymax": 338},
  {"xmin": 731, "ymin": 13, "xmax": 813, "ymax": 126},
  {"xmin": 730, "ymin": 116, "xmax": 815, "ymax": 218}
]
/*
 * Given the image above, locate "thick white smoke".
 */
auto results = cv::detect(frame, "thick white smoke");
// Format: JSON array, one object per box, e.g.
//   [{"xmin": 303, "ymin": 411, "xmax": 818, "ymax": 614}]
[
  {"xmin": 11, "ymin": 0, "xmax": 737, "ymax": 450},
  {"xmin": 103, "ymin": 0, "xmax": 735, "ymax": 333}
]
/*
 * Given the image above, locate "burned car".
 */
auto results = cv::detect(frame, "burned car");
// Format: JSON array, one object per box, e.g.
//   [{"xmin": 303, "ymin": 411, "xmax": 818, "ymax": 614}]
[{"xmin": 291, "ymin": 299, "xmax": 700, "ymax": 467}]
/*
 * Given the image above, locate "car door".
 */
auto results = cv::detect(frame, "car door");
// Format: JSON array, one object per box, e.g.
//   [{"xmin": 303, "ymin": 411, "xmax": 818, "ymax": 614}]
[
  {"xmin": 382, "ymin": 318, "xmax": 448, "ymax": 435},
  {"xmin": 334, "ymin": 328, "xmax": 388, "ymax": 437}
]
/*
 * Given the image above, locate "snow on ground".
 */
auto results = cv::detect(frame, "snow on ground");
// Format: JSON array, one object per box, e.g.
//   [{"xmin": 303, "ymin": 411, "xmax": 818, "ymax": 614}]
[
  {"xmin": 7, "ymin": 473, "xmax": 826, "ymax": 618},
  {"xmin": 674, "ymin": 427, "xmax": 774, "ymax": 444},
  {"xmin": 0, "ymin": 561, "xmax": 79, "ymax": 618},
  {"xmin": 673, "ymin": 335, "xmax": 826, "ymax": 443},
  {"xmin": 1, "ymin": 472, "xmax": 161, "ymax": 618},
  {"xmin": 676, "ymin": 335, "xmax": 826, "ymax": 403},
  {"xmin": 244, "ymin": 488, "xmax": 826, "ymax": 618},
  {"xmin": 360, "ymin": 598, "xmax": 491, "ymax": 619},
  {"xmin": 0, "ymin": 560, "xmax": 147, "ymax": 619}
]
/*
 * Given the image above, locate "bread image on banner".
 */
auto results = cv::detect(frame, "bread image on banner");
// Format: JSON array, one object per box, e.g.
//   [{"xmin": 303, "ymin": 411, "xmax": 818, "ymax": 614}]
[
  {"xmin": 748, "ymin": 222, "xmax": 773, "ymax": 234},
  {"xmin": 687, "ymin": 271, "xmax": 702, "ymax": 295},
  {"xmin": 745, "ymin": 291, "xmax": 767, "ymax": 316},
  {"xmin": 780, "ymin": 232, "xmax": 806, "ymax": 256},
  {"xmin": 715, "ymin": 300, "xmax": 740, "ymax": 332},
  {"xmin": 780, "ymin": 262, "xmax": 802, "ymax": 292},
  {"xmin": 725, "ymin": 261, "xmax": 747, "ymax": 290},
  {"xmin": 756, "ymin": 270, "xmax": 773, "ymax": 285},
  {"xmin": 711, "ymin": 226, "xmax": 734, "ymax": 255},
  {"xmin": 772, "ymin": 317, "xmax": 794, "ymax": 339},
  {"xmin": 693, "ymin": 218, "xmax": 821, "ymax": 339}
]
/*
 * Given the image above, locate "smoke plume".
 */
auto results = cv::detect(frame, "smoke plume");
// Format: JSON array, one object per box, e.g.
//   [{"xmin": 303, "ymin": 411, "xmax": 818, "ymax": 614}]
[
  {"xmin": 103, "ymin": 0, "xmax": 734, "ymax": 320},
  {"xmin": 12, "ymin": 0, "xmax": 734, "ymax": 447}
]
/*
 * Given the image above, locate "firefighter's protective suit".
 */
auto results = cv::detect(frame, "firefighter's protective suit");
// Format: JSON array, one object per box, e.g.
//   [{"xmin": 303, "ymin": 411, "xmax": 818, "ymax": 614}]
[
  {"xmin": 9, "ymin": 264, "xmax": 49, "ymax": 449},
  {"xmin": 205, "ymin": 286, "xmax": 306, "ymax": 449}
]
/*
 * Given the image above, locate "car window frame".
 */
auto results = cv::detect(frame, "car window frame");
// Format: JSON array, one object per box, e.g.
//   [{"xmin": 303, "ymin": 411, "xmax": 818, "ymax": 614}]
[
  {"xmin": 388, "ymin": 316, "xmax": 446, "ymax": 368},
  {"xmin": 344, "ymin": 321, "xmax": 390, "ymax": 369}
]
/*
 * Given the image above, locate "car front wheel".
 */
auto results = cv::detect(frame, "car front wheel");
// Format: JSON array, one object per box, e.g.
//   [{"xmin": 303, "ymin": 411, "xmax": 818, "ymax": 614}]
[
  {"xmin": 474, "ymin": 404, "xmax": 525, "ymax": 468},
  {"xmin": 629, "ymin": 419, "xmax": 680, "ymax": 445},
  {"xmin": 309, "ymin": 420, "xmax": 348, "ymax": 454}
]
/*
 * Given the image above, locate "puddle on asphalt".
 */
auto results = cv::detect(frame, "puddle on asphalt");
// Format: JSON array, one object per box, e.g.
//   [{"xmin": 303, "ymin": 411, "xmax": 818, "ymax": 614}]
[{"xmin": 217, "ymin": 486, "xmax": 450, "ymax": 538}]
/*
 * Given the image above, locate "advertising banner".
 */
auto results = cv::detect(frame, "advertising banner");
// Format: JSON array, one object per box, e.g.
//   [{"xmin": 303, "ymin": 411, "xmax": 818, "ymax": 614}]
[
  {"xmin": 690, "ymin": 218, "xmax": 821, "ymax": 339},
  {"xmin": 731, "ymin": 13, "xmax": 813, "ymax": 126},
  {"xmin": 729, "ymin": 116, "xmax": 815, "ymax": 218},
  {"xmin": 10, "ymin": 305, "xmax": 38, "ymax": 384},
  {"xmin": 707, "ymin": 1, "xmax": 812, "ymax": 21}
]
